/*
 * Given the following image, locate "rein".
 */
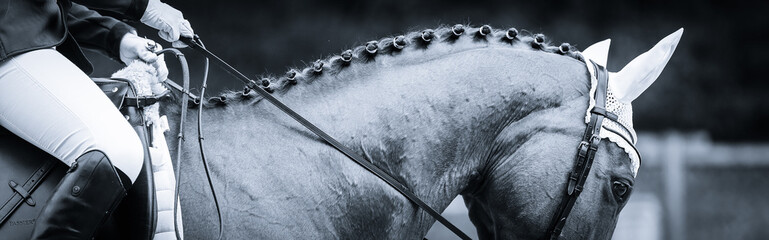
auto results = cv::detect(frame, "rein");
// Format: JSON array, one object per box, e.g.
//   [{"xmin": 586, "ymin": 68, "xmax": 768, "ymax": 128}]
[{"xmin": 155, "ymin": 46, "xmax": 224, "ymax": 240}]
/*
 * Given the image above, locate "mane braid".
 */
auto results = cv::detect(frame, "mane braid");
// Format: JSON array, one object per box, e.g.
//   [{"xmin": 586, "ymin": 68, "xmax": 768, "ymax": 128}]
[{"xmin": 200, "ymin": 24, "xmax": 585, "ymax": 107}]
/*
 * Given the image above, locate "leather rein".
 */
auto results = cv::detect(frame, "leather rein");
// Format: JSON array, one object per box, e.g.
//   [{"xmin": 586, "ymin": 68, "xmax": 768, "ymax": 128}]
[
  {"xmin": 158, "ymin": 36, "xmax": 614, "ymax": 240},
  {"xmin": 150, "ymin": 45, "xmax": 223, "ymax": 240}
]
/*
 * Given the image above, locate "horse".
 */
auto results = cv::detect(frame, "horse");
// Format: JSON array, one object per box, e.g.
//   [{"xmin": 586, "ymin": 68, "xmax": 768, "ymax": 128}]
[{"xmin": 150, "ymin": 24, "xmax": 683, "ymax": 239}]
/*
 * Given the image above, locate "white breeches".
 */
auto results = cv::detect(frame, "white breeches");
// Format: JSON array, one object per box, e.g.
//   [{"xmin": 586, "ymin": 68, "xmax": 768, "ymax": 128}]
[{"xmin": 0, "ymin": 49, "xmax": 143, "ymax": 183}]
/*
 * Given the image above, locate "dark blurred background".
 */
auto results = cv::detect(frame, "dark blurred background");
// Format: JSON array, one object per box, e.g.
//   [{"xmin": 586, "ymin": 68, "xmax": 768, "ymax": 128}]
[{"xmin": 84, "ymin": 1, "xmax": 769, "ymax": 239}]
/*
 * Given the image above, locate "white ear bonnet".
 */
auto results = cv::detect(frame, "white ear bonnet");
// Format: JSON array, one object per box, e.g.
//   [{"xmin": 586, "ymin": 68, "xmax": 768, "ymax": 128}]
[{"xmin": 580, "ymin": 39, "xmax": 640, "ymax": 177}]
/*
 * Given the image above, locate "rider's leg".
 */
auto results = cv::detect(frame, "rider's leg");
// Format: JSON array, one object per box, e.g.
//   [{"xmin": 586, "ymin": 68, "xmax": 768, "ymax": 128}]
[
  {"xmin": 0, "ymin": 49, "xmax": 144, "ymax": 182},
  {"xmin": 0, "ymin": 48, "xmax": 145, "ymax": 239}
]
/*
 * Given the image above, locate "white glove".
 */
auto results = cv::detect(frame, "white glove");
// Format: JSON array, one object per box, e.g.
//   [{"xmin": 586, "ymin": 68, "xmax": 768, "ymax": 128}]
[
  {"xmin": 140, "ymin": 0, "xmax": 194, "ymax": 48},
  {"xmin": 119, "ymin": 33, "xmax": 169, "ymax": 81}
]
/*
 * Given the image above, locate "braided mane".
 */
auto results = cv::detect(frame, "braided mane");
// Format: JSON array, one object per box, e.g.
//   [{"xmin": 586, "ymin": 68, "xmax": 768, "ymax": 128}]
[{"xmin": 200, "ymin": 24, "xmax": 585, "ymax": 107}]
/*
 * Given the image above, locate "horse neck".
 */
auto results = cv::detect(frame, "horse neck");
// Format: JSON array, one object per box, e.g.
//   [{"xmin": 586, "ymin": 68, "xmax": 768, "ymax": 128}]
[
  {"xmin": 270, "ymin": 46, "xmax": 589, "ymax": 214},
  {"xmin": 159, "ymin": 43, "xmax": 590, "ymax": 237}
]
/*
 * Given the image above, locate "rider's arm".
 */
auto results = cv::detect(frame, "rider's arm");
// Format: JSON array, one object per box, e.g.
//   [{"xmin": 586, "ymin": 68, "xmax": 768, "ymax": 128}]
[
  {"xmin": 71, "ymin": 0, "xmax": 149, "ymax": 21},
  {"xmin": 66, "ymin": 3, "xmax": 136, "ymax": 62},
  {"xmin": 73, "ymin": 0, "xmax": 193, "ymax": 47},
  {"xmin": 67, "ymin": 3, "xmax": 168, "ymax": 79}
]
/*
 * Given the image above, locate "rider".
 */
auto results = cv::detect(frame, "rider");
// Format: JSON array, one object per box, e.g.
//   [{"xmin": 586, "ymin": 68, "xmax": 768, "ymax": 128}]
[{"xmin": 0, "ymin": 0, "xmax": 193, "ymax": 238}]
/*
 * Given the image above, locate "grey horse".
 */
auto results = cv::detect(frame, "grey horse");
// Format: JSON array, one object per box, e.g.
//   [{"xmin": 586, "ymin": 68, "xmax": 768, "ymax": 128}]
[{"xmin": 159, "ymin": 25, "xmax": 682, "ymax": 239}]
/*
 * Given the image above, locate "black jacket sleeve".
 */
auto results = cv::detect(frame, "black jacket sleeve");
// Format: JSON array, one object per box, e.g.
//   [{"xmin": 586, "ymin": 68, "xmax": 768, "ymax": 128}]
[
  {"xmin": 72, "ymin": 0, "xmax": 149, "ymax": 21},
  {"xmin": 66, "ymin": 3, "xmax": 136, "ymax": 60}
]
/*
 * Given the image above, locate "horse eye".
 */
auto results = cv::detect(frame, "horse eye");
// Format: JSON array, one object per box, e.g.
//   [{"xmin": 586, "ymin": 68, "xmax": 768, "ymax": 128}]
[{"xmin": 612, "ymin": 181, "xmax": 631, "ymax": 201}]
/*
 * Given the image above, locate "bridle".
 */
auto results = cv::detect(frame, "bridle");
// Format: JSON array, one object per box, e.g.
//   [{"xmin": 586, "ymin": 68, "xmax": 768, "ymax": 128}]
[
  {"xmin": 545, "ymin": 60, "xmax": 618, "ymax": 240},
  {"xmin": 164, "ymin": 37, "xmax": 622, "ymax": 240}
]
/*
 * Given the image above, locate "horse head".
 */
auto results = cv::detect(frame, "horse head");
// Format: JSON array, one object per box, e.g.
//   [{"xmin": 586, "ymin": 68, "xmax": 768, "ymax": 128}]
[{"xmin": 464, "ymin": 29, "xmax": 683, "ymax": 239}]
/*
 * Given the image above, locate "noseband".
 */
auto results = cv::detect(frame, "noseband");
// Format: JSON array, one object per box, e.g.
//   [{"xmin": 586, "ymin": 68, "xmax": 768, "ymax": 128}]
[{"xmin": 545, "ymin": 60, "xmax": 616, "ymax": 239}]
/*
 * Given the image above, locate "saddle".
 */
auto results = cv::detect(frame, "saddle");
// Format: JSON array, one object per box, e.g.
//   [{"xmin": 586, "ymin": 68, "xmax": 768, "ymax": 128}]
[{"xmin": 0, "ymin": 78, "xmax": 157, "ymax": 240}]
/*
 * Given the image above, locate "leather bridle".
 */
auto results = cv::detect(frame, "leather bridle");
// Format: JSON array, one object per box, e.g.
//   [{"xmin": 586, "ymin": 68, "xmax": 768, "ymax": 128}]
[
  {"xmin": 169, "ymin": 36, "xmax": 620, "ymax": 240},
  {"xmin": 545, "ymin": 60, "xmax": 616, "ymax": 240}
]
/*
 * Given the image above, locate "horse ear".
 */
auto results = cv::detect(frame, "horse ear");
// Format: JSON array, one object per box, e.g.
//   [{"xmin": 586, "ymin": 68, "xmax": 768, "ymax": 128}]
[
  {"xmin": 610, "ymin": 28, "xmax": 684, "ymax": 102},
  {"xmin": 581, "ymin": 39, "xmax": 611, "ymax": 67}
]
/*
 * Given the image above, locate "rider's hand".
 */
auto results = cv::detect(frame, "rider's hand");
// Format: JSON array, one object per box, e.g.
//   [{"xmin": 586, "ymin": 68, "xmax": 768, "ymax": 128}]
[
  {"xmin": 119, "ymin": 33, "xmax": 169, "ymax": 81},
  {"xmin": 140, "ymin": 0, "xmax": 194, "ymax": 48}
]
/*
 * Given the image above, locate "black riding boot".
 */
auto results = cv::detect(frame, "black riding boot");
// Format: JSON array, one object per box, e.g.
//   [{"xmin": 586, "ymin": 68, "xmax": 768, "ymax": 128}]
[{"xmin": 30, "ymin": 150, "xmax": 133, "ymax": 240}]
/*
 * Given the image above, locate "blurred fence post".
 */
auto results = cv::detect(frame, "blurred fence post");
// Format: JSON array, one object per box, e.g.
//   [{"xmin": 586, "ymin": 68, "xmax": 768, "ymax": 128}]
[{"xmin": 664, "ymin": 132, "xmax": 686, "ymax": 240}]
